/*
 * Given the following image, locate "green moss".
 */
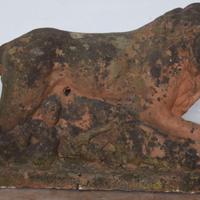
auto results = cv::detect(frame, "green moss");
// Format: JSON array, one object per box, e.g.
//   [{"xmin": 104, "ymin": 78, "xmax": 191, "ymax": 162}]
[
  {"xmin": 32, "ymin": 156, "xmax": 56, "ymax": 170},
  {"xmin": 0, "ymin": 173, "xmax": 23, "ymax": 186},
  {"xmin": 121, "ymin": 173, "xmax": 142, "ymax": 182},
  {"xmin": 151, "ymin": 180, "xmax": 163, "ymax": 190},
  {"xmin": 143, "ymin": 157, "xmax": 170, "ymax": 170},
  {"xmin": 181, "ymin": 173, "xmax": 200, "ymax": 192},
  {"xmin": 133, "ymin": 180, "xmax": 163, "ymax": 191},
  {"xmin": 0, "ymin": 176, "xmax": 13, "ymax": 186},
  {"xmin": 93, "ymin": 176, "xmax": 109, "ymax": 187}
]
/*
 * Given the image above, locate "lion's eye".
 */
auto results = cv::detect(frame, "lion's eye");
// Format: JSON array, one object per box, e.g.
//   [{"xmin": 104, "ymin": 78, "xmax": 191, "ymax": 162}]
[{"xmin": 63, "ymin": 87, "xmax": 71, "ymax": 96}]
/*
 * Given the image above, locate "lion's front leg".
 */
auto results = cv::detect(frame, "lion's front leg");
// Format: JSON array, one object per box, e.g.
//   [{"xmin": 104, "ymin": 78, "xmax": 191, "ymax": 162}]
[
  {"xmin": 140, "ymin": 60, "xmax": 200, "ymax": 150},
  {"xmin": 140, "ymin": 103, "xmax": 200, "ymax": 140}
]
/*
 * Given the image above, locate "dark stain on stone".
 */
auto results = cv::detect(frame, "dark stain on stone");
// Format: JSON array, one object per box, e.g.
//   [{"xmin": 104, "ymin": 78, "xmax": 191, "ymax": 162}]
[
  {"xmin": 182, "ymin": 4, "xmax": 200, "ymax": 26},
  {"xmin": 60, "ymin": 96, "xmax": 113, "ymax": 127},
  {"xmin": 161, "ymin": 76, "xmax": 169, "ymax": 84},
  {"xmin": 156, "ymin": 79, "xmax": 160, "ymax": 87},
  {"xmin": 25, "ymin": 120, "xmax": 59, "ymax": 160},
  {"xmin": 127, "ymin": 58, "xmax": 135, "ymax": 66},
  {"xmin": 0, "ymin": 132, "xmax": 20, "ymax": 161},
  {"xmin": 163, "ymin": 94, "xmax": 167, "ymax": 98},
  {"xmin": 184, "ymin": 148, "xmax": 199, "ymax": 169},
  {"xmin": 168, "ymin": 45, "xmax": 179, "ymax": 65},
  {"xmin": 61, "ymin": 104, "xmax": 85, "ymax": 121},
  {"xmin": 129, "ymin": 127, "xmax": 145, "ymax": 157},
  {"xmin": 67, "ymin": 124, "xmax": 82, "ymax": 137},
  {"xmin": 181, "ymin": 172, "xmax": 200, "ymax": 192},
  {"xmin": 41, "ymin": 95, "xmax": 61, "ymax": 123},
  {"xmin": 150, "ymin": 65, "xmax": 161, "ymax": 78},
  {"xmin": 163, "ymin": 139, "xmax": 199, "ymax": 169},
  {"xmin": 162, "ymin": 140, "xmax": 180, "ymax": 162},
  {"xmin": 148, "ymin": 50, "xmax": 161, "ymax": 66},
  {"xmin": 24, "ymin": 30, "xmax": 65, "ymax": 86},
  {"xmin": 193, "ymin": 34, "xmax": 200, "ymax": 70}
]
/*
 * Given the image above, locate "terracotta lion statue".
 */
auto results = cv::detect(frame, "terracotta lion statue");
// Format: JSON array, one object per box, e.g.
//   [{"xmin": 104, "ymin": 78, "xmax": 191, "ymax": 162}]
[{"xmin": 0, "ymin": 3, "xmax": 200, "ymax": 191}]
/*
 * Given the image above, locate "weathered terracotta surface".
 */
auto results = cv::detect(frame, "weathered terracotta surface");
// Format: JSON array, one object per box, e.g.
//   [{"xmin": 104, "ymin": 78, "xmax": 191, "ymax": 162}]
[{"xmin": 1, "ymin": 3, "xmax": 200, "ymax": 192}]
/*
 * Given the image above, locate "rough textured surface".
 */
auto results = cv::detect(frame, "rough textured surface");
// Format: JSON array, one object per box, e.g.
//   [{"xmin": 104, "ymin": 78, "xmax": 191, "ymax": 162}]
[{"xmin": 1, "ymin": 3, "xmax": 200, "ymax": 192}]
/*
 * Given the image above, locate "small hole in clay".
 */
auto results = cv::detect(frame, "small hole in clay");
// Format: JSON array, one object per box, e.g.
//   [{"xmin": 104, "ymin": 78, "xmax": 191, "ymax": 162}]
[{"xmin": 63, "ymin": 86, "xmax": 71, "ymax": 96}]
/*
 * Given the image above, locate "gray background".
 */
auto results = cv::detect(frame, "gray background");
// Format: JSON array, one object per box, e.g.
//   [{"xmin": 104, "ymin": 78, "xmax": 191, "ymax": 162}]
[
  {"xmin": 0, "ymin": 0, "xmax": 199, "ymax": 123},
  {"xmin": 0, "ymin": 0, "xmax": 198, "ymax": 44}
]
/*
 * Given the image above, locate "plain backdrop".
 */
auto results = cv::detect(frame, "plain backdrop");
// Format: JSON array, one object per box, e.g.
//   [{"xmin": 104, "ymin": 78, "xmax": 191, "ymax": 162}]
[{"xmin": 0, "ymin": 0, "xmax": 200, "ymax": 123}]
